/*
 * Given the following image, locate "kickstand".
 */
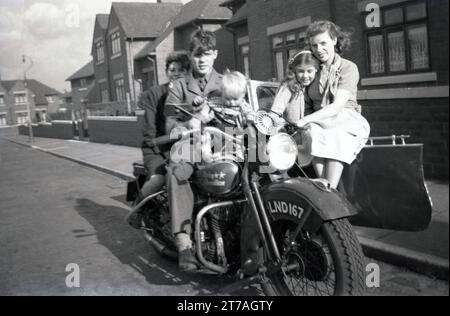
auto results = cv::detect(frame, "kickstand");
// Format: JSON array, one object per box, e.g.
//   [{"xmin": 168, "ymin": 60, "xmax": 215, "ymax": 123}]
[{"xmin": 216, "ymin": 274, "xmax": 261, "ymax": 295}]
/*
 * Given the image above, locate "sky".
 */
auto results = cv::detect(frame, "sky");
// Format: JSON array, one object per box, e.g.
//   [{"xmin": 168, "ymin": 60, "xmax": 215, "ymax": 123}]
[{"xmin": 0, "ymin": 0, "xmax": 160, "ymax": 92}]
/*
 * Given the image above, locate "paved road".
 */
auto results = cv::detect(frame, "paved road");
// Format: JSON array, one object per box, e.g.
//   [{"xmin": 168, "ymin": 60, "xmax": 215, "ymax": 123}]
[{"xmin": 0, "ymin": 139, "xmax": 447, "ymax": 296}]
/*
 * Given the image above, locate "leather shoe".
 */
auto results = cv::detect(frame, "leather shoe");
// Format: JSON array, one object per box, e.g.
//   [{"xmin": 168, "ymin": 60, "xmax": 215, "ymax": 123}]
[
  {"xmin": 240, "ymin": 258, "xmax": 259, "ymax": 276},
  {"xmin": 178, "ymin": 248, "xmax": 199, "ymax": 272}
]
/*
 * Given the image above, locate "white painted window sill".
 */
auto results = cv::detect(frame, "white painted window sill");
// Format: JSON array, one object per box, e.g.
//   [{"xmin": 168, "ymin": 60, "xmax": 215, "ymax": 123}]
[
  {"xmin": 111, "ymin": 53, "xmax": 122, "ymax": 60},
  {"xmin": 361, "ymin": 72, "xmax": 437, "ymax": 86}
]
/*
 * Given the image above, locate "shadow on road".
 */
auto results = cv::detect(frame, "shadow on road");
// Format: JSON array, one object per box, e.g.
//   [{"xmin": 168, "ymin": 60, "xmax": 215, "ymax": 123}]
[{"xmin": 74, "ymin": 198, "xmax": 260, "ymax": 296}]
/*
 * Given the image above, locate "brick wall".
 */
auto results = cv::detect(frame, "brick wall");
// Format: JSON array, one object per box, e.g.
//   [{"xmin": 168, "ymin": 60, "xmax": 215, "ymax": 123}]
[
  {"xmin": 0, "ymin": 125, "xmax": 18, "ymax": 137},
  {"xmin": 214, "ymin": 27, "xmax": 236, "ymax": 74},
  {"xmin": 362, "ymin": 98, "xmax": 449, "ymax": 180},
  {"xmin": 87, "ymin": 116, "xmax": 143, "ymax": 147},
  {"xmin": 18, "ymin": 121, "xmax": 75, "ymax": 140}
]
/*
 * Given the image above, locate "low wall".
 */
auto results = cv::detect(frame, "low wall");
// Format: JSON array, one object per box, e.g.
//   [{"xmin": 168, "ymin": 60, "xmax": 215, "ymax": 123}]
[
  {"xmin": 87, "ymin": 116, "xmax": 143, "ymax": 147},
  {"xmin": 0, "ymin": 125, "xmax": 19, "ymax": 137},
  {"xmin": 18, "ymin": 121, "xmax": 75, "ymax": 140}
]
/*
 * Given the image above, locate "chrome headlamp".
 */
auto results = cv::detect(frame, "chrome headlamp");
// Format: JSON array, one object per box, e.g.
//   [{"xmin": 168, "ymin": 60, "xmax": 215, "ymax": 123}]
[{"xmin": 266, "ymin": 133, "xmax": 298, "ymax": 171}]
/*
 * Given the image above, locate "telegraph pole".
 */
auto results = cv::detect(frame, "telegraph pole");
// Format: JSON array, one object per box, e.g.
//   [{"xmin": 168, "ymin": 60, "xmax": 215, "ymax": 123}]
[{"xmin": 22, "ymin": 55, "xmax": 34, "ymax": 143}]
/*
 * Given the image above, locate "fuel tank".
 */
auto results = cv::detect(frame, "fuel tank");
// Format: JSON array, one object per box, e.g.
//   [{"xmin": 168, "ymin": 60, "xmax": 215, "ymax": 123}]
[{"xmin": 192, "ymin": 160, "xmax": 241, "ymax": 197}]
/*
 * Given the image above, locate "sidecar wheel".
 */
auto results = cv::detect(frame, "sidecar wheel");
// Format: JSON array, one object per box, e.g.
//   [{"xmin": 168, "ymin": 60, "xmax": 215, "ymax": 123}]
[{"xmin": 261, "ymin": 218, "xmax": 365, "ymax": 296}]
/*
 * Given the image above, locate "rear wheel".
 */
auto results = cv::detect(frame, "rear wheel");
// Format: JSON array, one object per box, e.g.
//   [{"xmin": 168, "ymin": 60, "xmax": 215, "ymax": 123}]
[{"xmin": 261, "ymin": 218, "xmax": 365, "ymax": 296}]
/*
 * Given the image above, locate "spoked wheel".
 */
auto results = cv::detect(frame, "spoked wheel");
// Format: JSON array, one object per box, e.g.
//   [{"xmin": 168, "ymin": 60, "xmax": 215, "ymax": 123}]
[{"xmin": 262, "ymin": 218, "xmax": 365, "ymax": 296}]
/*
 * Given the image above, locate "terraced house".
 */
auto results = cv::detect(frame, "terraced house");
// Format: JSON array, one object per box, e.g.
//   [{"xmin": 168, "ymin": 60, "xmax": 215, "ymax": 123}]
[
  {"xmin": 0, "ymin": 79, "xmax": 61, "ymax": 126},
  {"xmin": 67, "ymin": 0, "xmax": 231, "ymax": 115}
]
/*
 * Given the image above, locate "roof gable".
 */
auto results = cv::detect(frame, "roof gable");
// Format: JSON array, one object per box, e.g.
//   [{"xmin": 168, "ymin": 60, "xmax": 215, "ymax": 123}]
[
  {"xmin": 111, "ymin": 2, "xmax": 182, "ymax": 39},
  {"xmin": 97, "ymin": 14, "xmax": 109, "ymax": 30},
  {"xmin": 225, "ymin": 2, "xmax": 247, "ymax": 26},
  {"xmin": 134, "ymin": 0, "xmax": 232, "ymax": 60},
  {"xmin": 0, "ymin": 79, "xmax": 61, "ymax": 105},
  {"xmin": 170, "ymin": 0, "xmax": 231, "ymax": 29},
  {"xmin": 66, "ymin": 61, "xmax": 94, "ymax": 82},
  {"xmin": 91, "ymin": 14, "xmax": 110, "ymax": 56}
]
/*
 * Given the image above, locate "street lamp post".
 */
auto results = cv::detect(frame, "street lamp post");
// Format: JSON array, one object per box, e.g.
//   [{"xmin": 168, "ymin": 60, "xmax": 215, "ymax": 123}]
[{"xmin": 22, "ymin": 55, "xmax": 34, "ymax": 143}]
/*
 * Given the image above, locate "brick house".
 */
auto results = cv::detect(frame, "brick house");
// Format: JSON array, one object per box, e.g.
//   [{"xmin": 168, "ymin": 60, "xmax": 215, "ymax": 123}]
[
  {"xmin": 221, "ymin": 0, "xmax": 449, "ymax": 180},
  {"xmin": 65, "ymin": 60, "xmax": 95, "ymax": 119},
  {"xmin": 133, "ymin": 0, "xmax": 232, "ymax": 90},
  {"xmin": 0, "ymin": 79, "xmax": 61, "ymax": 126},
  {"xmin": 87, "ymin": 2, "xmax": 184, "ymax": 115}
]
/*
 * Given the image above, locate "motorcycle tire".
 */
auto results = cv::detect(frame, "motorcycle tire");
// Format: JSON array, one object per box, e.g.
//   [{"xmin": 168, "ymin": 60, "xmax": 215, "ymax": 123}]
[{"xmin": 261, "ymin": 218, "xmax": 365, "ymax": 296}]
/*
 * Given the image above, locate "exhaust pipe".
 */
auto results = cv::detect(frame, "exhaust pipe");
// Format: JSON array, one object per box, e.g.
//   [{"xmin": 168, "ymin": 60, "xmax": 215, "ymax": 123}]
[{"xmin": 143, "ymin": 232, "xmax": 178, "ymax": 260}]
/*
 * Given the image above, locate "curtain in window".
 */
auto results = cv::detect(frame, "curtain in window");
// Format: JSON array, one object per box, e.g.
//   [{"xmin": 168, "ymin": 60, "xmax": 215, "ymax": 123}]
[
  {"xmin": 409, "ymin": 25, "xmax": 429, "ymax": 70},
  {"xmin": 388, "ymin": 31, "xmax": 406, "ymax": 71},
  {"xmin": 368, "ymin": 34, "xmax": 385, "ymax": 74}
]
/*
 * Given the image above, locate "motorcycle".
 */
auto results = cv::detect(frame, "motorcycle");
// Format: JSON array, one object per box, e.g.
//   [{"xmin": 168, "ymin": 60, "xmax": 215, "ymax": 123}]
[{"xmin": 126, "ymin": 106, "xmax": 369, "ymax": 296}]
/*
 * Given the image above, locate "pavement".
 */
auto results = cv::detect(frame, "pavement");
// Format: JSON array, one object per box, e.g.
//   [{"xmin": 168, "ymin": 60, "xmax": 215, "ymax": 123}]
[{"xmin": 2, "ymin": 134, "xmax": 449, "ymax": 281}]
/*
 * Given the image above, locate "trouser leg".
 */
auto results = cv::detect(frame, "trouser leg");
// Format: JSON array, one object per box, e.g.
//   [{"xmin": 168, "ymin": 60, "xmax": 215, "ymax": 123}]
[
  {"xmin": 166, "ymin": 161, "xmax": 194, "ymax": 237},
  {"xmin": 141, "ymin": 174, "xmax": 165, "ymax": 198}
]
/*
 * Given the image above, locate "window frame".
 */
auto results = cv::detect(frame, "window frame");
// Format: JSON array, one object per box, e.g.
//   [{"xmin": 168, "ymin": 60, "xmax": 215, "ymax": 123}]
[
  {"xmin": 363, "ymin": 0, "xmax": 431, "ymax": 77},
  {"xmin": 111, "ymin": 32, "xmax": 121, "ymax": 57},
  {"xmin": 114, "ymin": 78, "xmax": 125, "ymax": 102},
  {"xmin": 271, "ymin": 28, "xmax": 308, "ymax": 81},
  {"xmin": 96, "ymin": 40, "xmax": 105, "ymax": 64},
  {"xmin": 0, "ymin": 94, "xmax": 4, "ymax": 105},
  {"xmin": 14, "ymin": 93, "xmax": 27, "ymax": 104},
  {"xmin": 238, "ymin": 44, "xmax": 251, "ymax": 78}
]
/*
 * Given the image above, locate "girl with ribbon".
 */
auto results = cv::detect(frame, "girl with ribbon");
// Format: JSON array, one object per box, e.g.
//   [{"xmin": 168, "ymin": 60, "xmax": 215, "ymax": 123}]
[{"xmin": 272, "ymin": 20, "xmax": 370, "ymax": 189}]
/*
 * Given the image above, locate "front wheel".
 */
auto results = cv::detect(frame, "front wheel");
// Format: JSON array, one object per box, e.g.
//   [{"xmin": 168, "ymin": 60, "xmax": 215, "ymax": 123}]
[{"xmin": 261, "ymin": 218, "xmax": 365, "ymax": 296}]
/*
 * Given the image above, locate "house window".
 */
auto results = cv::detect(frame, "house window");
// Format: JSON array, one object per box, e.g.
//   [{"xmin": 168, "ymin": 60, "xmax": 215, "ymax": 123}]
[
  {"xmin": 46, "ymin": 95, "xmax": 55, "ymax": 103},
  {"xmin": 0, "ymin": 95, "xmax": 4, "ymax": 105},
  {"xmin": 111, "ymin": 32, "xmax": 121, "ymax": 56},
  {"xmin": 15, "ymin": 93, "xmax": 27, "ymax": 104},
  {"xmin": 239, "ymin": 44, "xmax": 251, "ymax": 77},
  {"xmin": 114, "ymin": 78, "xmax": 125, "ymax": 102},
  {"xmin": 16, "ymin": 112, "xmax": 29, "ymax": 125},
  {"xmin": 271, "ymin": 29, "xmax": 308, "ymax": 81},
  {"xmin": 0, "ymin": 113, "xmax": 7, "ymax": 126},
  {"xmin": 96, "ymin": 41, "xmax": 105, "ymax": 63},
  {"xmin": 80, "ymin": 78, "xmax": 87, "ymax": 88},
  {"xmin": 365, "ymin": 1, "xmax": 430, "ymax": 76}
]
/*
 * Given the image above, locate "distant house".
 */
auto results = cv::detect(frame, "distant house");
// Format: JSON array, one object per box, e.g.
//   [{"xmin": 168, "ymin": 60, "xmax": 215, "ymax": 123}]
[
  {"xmin": 65, "ymin": 60, "xmax": 95, "ymax": 119},
  {"xmin": 134, "ymin": 0, "xmax": 232, "ymax": 90},
  {"xmin": 64, "ymin": 0, "xmax": 233, "ymax": 116},
  {"xmin": 86, "ymin": 2, "xmax": 184, "ymax": 115},
  {"xmin": 59, "ymin": 91, "xmax": 73, "ymax": 114},
  {"xmin": 0, "ymin": 79, "xmax": 61, "ymax": 126}
]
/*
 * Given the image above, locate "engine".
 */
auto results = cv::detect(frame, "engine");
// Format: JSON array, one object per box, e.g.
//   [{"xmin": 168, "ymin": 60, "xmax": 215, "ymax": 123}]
[{"xmin": 199, "ymin": 202, "xmax": 242, "ymax": 269}]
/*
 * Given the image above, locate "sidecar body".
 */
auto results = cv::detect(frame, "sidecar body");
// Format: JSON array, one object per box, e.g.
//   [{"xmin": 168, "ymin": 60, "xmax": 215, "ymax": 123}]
[{"xmin": 248, "ymin": 80, "xmax": 433, "ymax": 232}]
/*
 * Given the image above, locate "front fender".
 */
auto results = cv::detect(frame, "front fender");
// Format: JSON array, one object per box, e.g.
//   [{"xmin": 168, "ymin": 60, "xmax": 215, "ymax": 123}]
[{"xmin": 262, "ymin": 177, "xmax": 357, "ymax": 223}]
